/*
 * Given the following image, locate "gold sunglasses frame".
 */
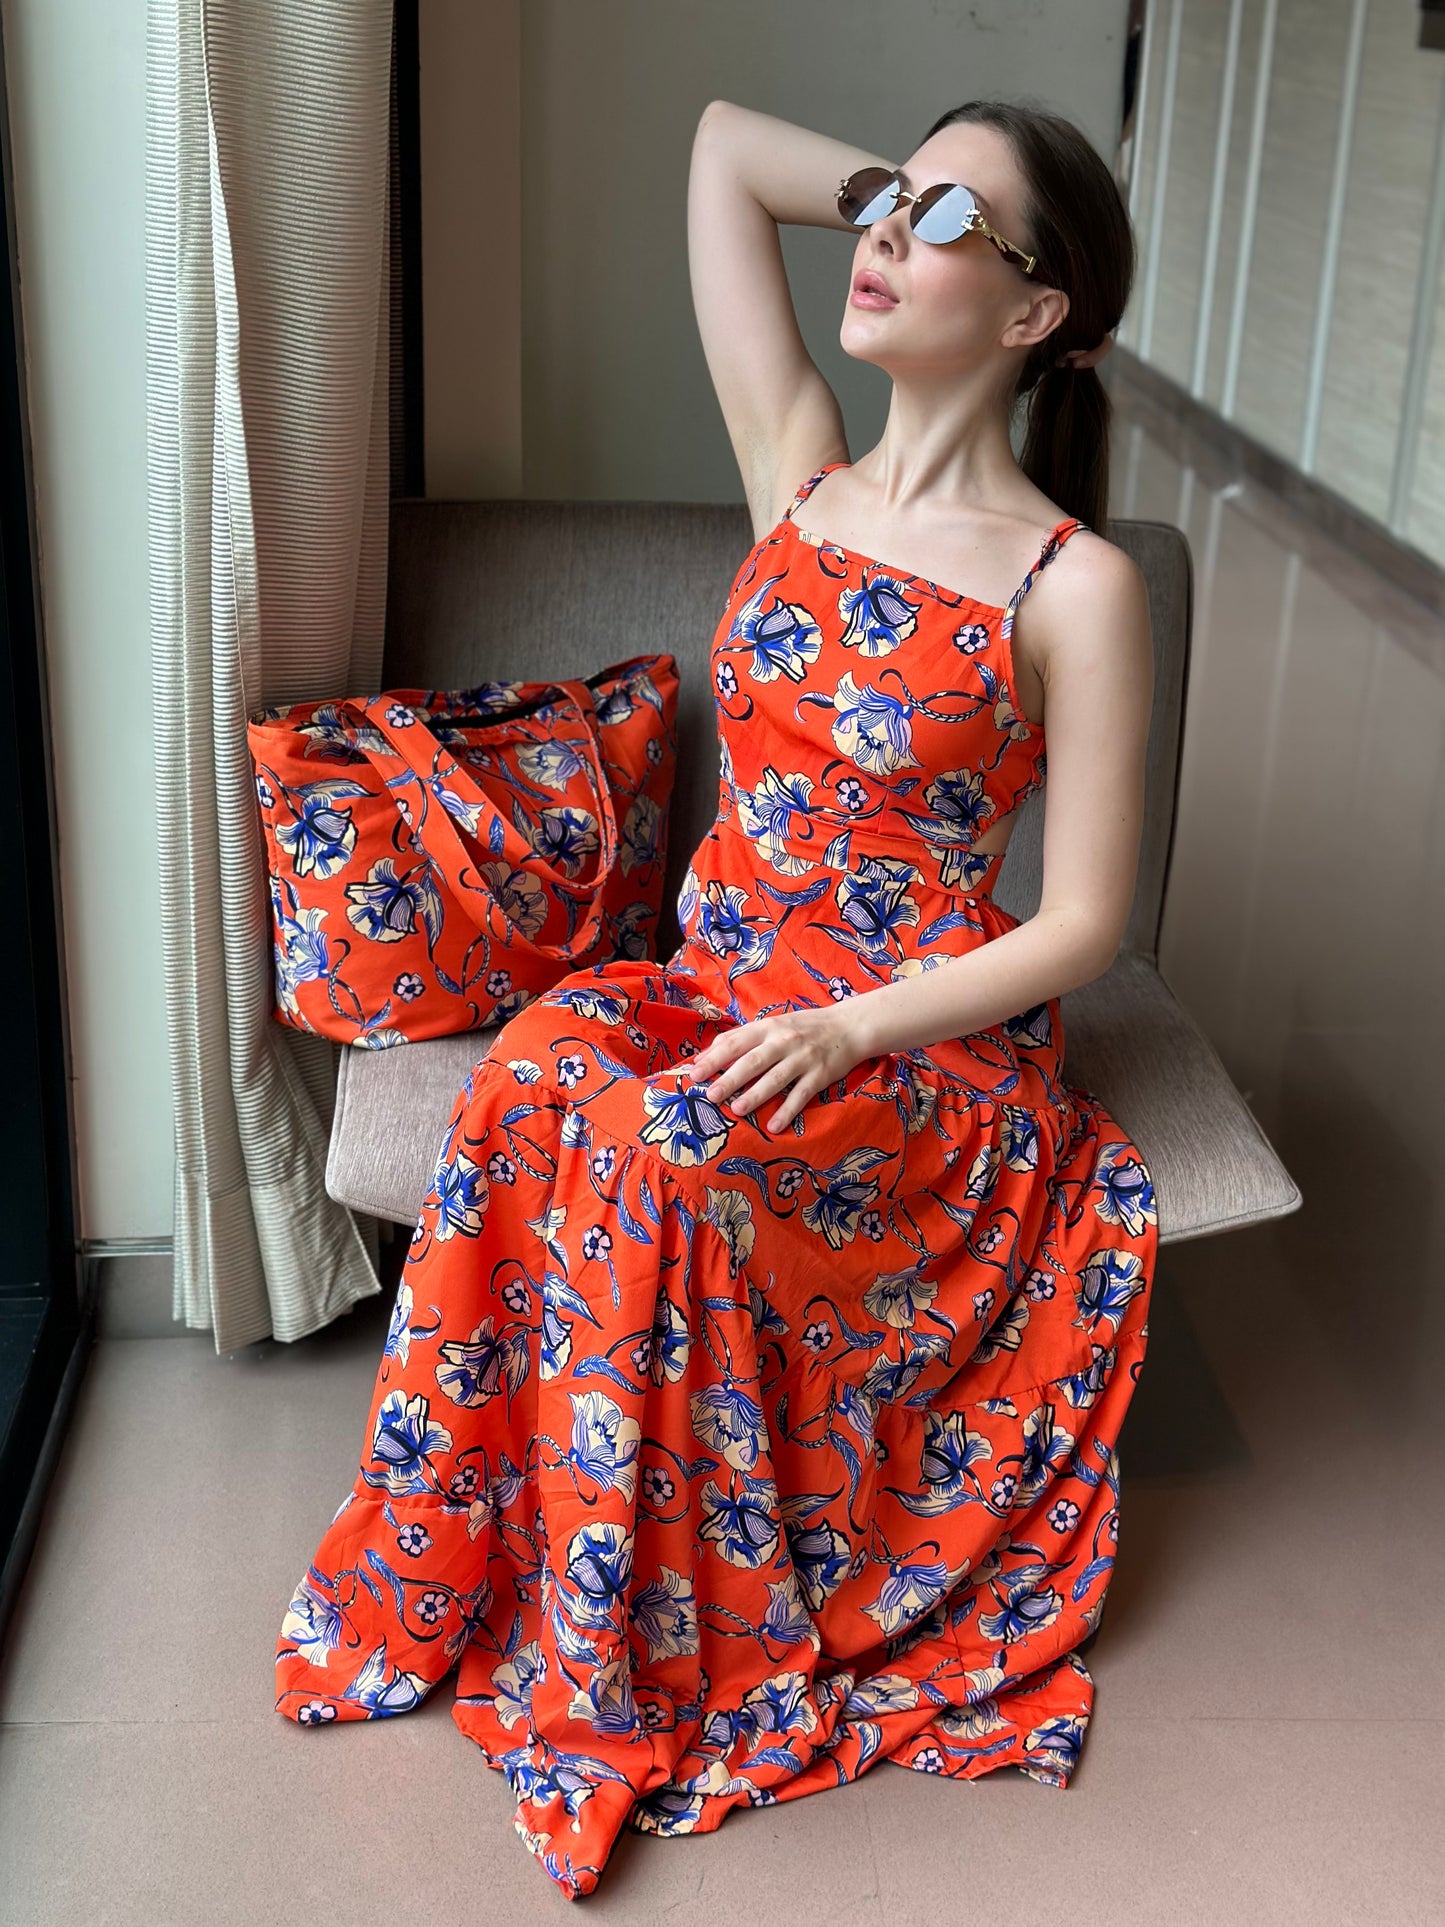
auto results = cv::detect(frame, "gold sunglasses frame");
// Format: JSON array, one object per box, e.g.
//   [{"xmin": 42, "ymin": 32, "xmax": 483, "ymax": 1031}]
[{"xmin": 836, "ymin": 168, "xmax": 1038, "ymax": 277}]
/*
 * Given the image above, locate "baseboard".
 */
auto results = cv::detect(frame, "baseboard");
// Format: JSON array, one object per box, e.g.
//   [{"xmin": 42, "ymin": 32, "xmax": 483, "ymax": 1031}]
[
  {"xmin": 87, "ymin": 1241, "xmax": 181, "ymax": 1338},
  {"xmin": 85, "ymin": 1231, "xmax": 402, "ymax": 1339}
]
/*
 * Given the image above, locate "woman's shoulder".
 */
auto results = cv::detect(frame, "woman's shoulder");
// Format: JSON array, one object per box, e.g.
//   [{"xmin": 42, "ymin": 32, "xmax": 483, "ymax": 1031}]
[
  {"xmin": 1042, "ymin": 512, "xmax": 1145, "ymax": 602},
  {"xmin": 1013, "ymin": 512, "xmax": 1150, "ymax": 681}
]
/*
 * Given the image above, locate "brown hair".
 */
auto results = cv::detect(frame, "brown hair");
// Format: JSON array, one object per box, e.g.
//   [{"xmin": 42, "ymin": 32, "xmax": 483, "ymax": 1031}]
[{"xmin": 920, "ymin": 97, "xmax": 1137, "ymax": 535}]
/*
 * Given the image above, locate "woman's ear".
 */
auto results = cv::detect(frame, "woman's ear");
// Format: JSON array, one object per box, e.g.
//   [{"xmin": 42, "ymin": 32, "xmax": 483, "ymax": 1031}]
[{"xmin": 1006, "ymin": 284, "xmax": 1069, "ymax": 357}]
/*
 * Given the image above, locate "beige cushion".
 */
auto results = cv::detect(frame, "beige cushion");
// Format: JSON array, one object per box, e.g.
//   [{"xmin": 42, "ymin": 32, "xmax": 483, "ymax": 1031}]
[
  {"xmin": 324, "ymin": 501, "xmax": 1301, "ymax": 1244},
  {"xmin": 327, "ymin": 951, "xmax": 1300, "ymax": 1241}
]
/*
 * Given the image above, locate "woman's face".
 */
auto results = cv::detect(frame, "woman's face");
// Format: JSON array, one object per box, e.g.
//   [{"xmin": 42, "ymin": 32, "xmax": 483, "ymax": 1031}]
[{"xmin": 840, "ymin": 121, "xmax": 1066, "ymax": 382}]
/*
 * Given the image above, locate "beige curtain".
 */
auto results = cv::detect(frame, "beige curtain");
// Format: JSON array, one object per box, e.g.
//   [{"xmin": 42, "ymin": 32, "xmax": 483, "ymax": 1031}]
[{"xmin": 146, "ymin": 0, "xmax": 394, "ymax": 1349}]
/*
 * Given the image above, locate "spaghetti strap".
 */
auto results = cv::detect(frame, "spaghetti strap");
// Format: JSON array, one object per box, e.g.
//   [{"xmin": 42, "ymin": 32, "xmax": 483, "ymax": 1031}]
[
  {"xmin": 1007, "ymin": 516, "xmax": 1089, "ymax": 613},
  {"xmin": 782, "ymin": 460, "xmax": 848, "ymax": 523}
]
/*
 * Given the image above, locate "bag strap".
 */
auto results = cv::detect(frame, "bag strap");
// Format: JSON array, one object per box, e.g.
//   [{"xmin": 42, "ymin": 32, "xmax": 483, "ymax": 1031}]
[{"xmin": 335, "ymin": 679, "xmax": 623, "ymax": 963}]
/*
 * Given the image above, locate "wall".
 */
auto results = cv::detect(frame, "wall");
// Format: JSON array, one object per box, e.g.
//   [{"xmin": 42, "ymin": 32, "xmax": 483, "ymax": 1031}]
[
  {"xmin": 421, "ymin": 0, "xmax": 1134, "ymax": 503},
  {"xmin": 3, "ymin": 0, "xmax": 169, "ymax": 1243}
]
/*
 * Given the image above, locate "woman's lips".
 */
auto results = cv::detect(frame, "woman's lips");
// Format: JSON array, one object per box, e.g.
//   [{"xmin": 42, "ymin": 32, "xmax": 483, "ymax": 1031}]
[{"xmin": 851, "ymin": 284, "xmax": 899, "ymax": 309}]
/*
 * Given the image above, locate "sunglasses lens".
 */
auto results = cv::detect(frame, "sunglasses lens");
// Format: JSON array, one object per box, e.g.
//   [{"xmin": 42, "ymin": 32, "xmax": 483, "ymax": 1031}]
[
  {"xmin": 838, "ymin": 167, "xmax": 901, "ymax": 227},
  {"xmin": 911, "ymin": 182, "xmax": 976, "ymax": 245}
]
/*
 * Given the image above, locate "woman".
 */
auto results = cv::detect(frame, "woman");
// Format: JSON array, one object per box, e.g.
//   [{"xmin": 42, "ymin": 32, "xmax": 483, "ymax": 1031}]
[{"xmin": 275, "ymin": 95, "xmax": 1158, "ymax": 1900}]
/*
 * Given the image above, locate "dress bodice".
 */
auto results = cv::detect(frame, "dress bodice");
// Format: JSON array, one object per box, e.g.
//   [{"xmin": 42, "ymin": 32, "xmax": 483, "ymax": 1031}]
[{"xmin": 707, "ymin": 460, "xmax": 1087, "ymax": 898}]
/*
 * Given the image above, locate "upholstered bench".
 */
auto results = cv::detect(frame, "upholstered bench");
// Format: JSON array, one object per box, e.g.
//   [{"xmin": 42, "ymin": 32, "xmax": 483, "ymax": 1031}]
[{"xmin": 326, "ymin": 497, "xmax": 1300, "ymax": 1246}]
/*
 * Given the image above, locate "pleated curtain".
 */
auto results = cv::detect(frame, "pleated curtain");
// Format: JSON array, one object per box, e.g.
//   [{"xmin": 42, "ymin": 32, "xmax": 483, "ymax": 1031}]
[{"xmin": 146, "ymin": 0, "xmax": 394, "ymax": 1349}]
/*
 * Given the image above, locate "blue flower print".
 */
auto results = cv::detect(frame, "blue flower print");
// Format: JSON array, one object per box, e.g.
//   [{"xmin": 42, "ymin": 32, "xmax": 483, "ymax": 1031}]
[
  {"xmin": 568, "ymin": 1390, "xmax": 641, "ymax": 1501},
  {"xmin": 842, "ymin": 1673, "xmax": 920, "ymax": 1719},
  {"xmin": 269, "ymin": 877, "xmax": 330, "ymax": 1017},
  {"xmin": 897, "ymin": 767, "xmax": 994, "ymax": 866},
  {"xmin": 296, "ymin": 702, "xmax": 387, "ymax": 762},
  {"xmin": 860, "ymin": 1333, "xmax": 949, "ymax": 1406},
  {"xmin": 864, "ymin": 1267, "xmax": 940, "ymax": 1330},
  {"xmin": 904, "ymin": 1409, "xmax": 993, "ymax": 1516},
  {"xmin": 737, "ymin": 1670, "xmax": 819, "ymax": 1744},
  {"xmin": 736, "ymin": 767, "xmax": 823, "ymax": 876},
  {"xmin": 798, "ymin": 1148, "xmax": 886, "ymax": 1250},
  {"xmin": 1077, "ymin": 1248, "xmax": 1148, "ymax": 1337},
  {"xmin": 362, "ymin": 1388, "xmax": 454, "ymax": 1497},
  {"xmin": 970, "ymin": 1298, "xmax": 1030, "ymax": 1364},
  {"xmin": 515, "ymin": 735, "xmax": 589, "ymax": 788},
  {"xmin": 990, "ymin": 679, "xmax": 1037, "ymax": 745},
  {"xmin": 833, "ymin": 859, "xmax": 922, "ymax": 957},
  {"xmin": 434, "ymin": 1316, "xmax": 529, "ymax": 1410},
  {"xmin": 952, "ymin": 621, "xmax": 991, "ymax": 655},
  {"xmin": 633, "ymin": 1786, "xmax": 708, "ymax": 1836},
  {"xmin": 1091, "ymin": 1142, "xmax": 1157, "ymax": 1237},
  {"xmin": 431, "ymin": 1148, "xmax": 488, "ymax": 1241},
  {"xmin": 341, "ymin": 1639, "xmax": 432, "ymax": 1716},
  {"xmin": 702, "ymin": 1187, "xmax": 757, "ymax": 1276},
  {"xmin": 568, "ymin": 1654, "xmax": 640, "ymax": 1739},
  {"xmin": 345, "ymin": 857, "xmax": 444, "ymax": 947},
  {"xmin": 537, "ymin": 1265, "xmax": 601, "ymax": 1381},
  {"xmin": 697, "ymin": 1476, "xmax": 780, "ymax": 1568},
  {"xmin": 506, "ymin": 1748, "xmax": 628, "ymax": 1823},
  {"xmin": 690, "ymin": 1381, "xmax": 768, "ymax": 1472},
  {"xmin": 759, "ymin": 1576, "xmax": 814, "ymax": 1649},
  {"xmin": 978, "ymin": 1573, "xmax": 1063, "ymax": 1644},
  {"xmin": 645, "ymin": 1291, "xmax": 693, "ymax": 1386},
  {"xmin": 546, "ymin": 982, "xmax": 631, "ymax": 1025},
  {"xmin": 382, "ymin": 1281, "xmax": 416, "ymax": 1368},
  {"xmin": 475, "ymin": 860, "xmax": 549, "ymax": 940},
  {"xmin": 728, "ymin": 574, "xmax": 824, "ymax": 683},
  {"xmin": 862, "ymin": 1554, "xmax": 957, "ymax": 1637},
  {"xmin": 621, "ymin": 792, "xmax": 664, "ymax": 874},
  {"xmin": 674, "ymin": 862, "xmax": 701, "ymax": 934},
  {"xmin": 1023, "ymin": 1715, "xmax": 1085, "ymax": 1782},
  {"xmin": 562, "ymin": 1521, "xmax": 634, "ymax": 1628},
  {"xmin": 837, "ymin": 575, "xmax": 921, "ymax": 656},
  {"xmin": 1000, "ymin": 1108, "xmax": 1042, "ymax": 1174},
  {"xmin": 593, "ymin": 676, "xmax": 652, "ymax": 728},
  {"xmin": 423, "ymin": 772, "xmax": 487, "ymax": 838},
  {"xmin": 274, "ymin": 782, "xmax": 365, "ymax": 879},
  {"xmin": 638, "ymin": 1079, "xmax": 733, "ymax": 1167},
  {"xmin": 489, "ymin": 1641, "xmax": 541, "ymax": 1731},
  {"xmin": 827, "ymin": 672, "xmax": 922, "ymax": 776},
  {"xmin": 530, "ymin": 803, "xmax": 601, "ymax": 879},
  {"xmin": 1016, "ymin": 1403, "xmax": 1077, "ymax": 1504},
  {"xmin": 278, "ymin": 1572, "xmax": 343, "ymax": 1667},
  {"xmin": 784, "ymin": 1515, "xmax": 850, "ymax": 1612},
  {"xmin": 629, "ymin": 1565, "xmax": 699, "ymax": 1663},
  {"xmin": 694, "ymin": 879, "xmax": 777, "ymax": 976}
]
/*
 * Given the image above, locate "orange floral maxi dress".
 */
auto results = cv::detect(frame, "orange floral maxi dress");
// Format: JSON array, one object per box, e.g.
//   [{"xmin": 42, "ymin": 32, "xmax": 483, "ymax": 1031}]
[{"xmin": 274, "ymin": 460, "xmax": 1158, "ymax": 1901}]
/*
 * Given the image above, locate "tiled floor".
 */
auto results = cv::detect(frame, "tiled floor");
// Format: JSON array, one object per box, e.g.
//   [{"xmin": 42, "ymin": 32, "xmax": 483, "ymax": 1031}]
[{"xmin": 4, "ymin": 390, "xmax": 1444, "ymax": 1923}]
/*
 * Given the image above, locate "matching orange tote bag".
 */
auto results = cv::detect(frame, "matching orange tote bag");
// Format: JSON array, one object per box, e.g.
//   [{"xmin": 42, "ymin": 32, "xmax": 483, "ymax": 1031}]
[{"xmin": 247, "ymin": 652, "xmax": 679, "ymax": 1046}]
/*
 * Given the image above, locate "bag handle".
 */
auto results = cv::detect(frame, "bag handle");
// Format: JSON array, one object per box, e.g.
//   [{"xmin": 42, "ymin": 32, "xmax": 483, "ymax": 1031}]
[{"xmin": 333, "ymin": 679, "xmax": 623, "ymax": 963}]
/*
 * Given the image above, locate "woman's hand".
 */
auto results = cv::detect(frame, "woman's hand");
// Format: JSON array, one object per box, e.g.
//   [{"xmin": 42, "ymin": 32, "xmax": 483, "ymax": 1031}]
[{"xmin": 687, "ymin": 1003, "xmax": 876, "ymax": 1134}]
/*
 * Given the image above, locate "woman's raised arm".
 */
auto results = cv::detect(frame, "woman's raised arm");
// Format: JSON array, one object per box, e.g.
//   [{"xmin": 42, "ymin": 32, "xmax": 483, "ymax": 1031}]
[{"xmin": 687, "ymin": 101, "xmax": 885, "ymax": 537}]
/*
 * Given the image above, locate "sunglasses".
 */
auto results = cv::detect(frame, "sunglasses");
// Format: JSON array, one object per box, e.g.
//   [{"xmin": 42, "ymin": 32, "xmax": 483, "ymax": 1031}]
[{"xmin": 836, "ymin": 166, "xmax": 1038, "ymax": 277}]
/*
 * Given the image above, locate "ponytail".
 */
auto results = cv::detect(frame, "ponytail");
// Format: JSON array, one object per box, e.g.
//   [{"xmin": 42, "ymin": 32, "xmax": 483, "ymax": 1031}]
[
  {"xmin": 921, "ymin": 96, "xmax": 1136, "ymax": 537},
  {"xmin": 1018, "ymin": 357, "xmax": 1113, "ymax": 535}
]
